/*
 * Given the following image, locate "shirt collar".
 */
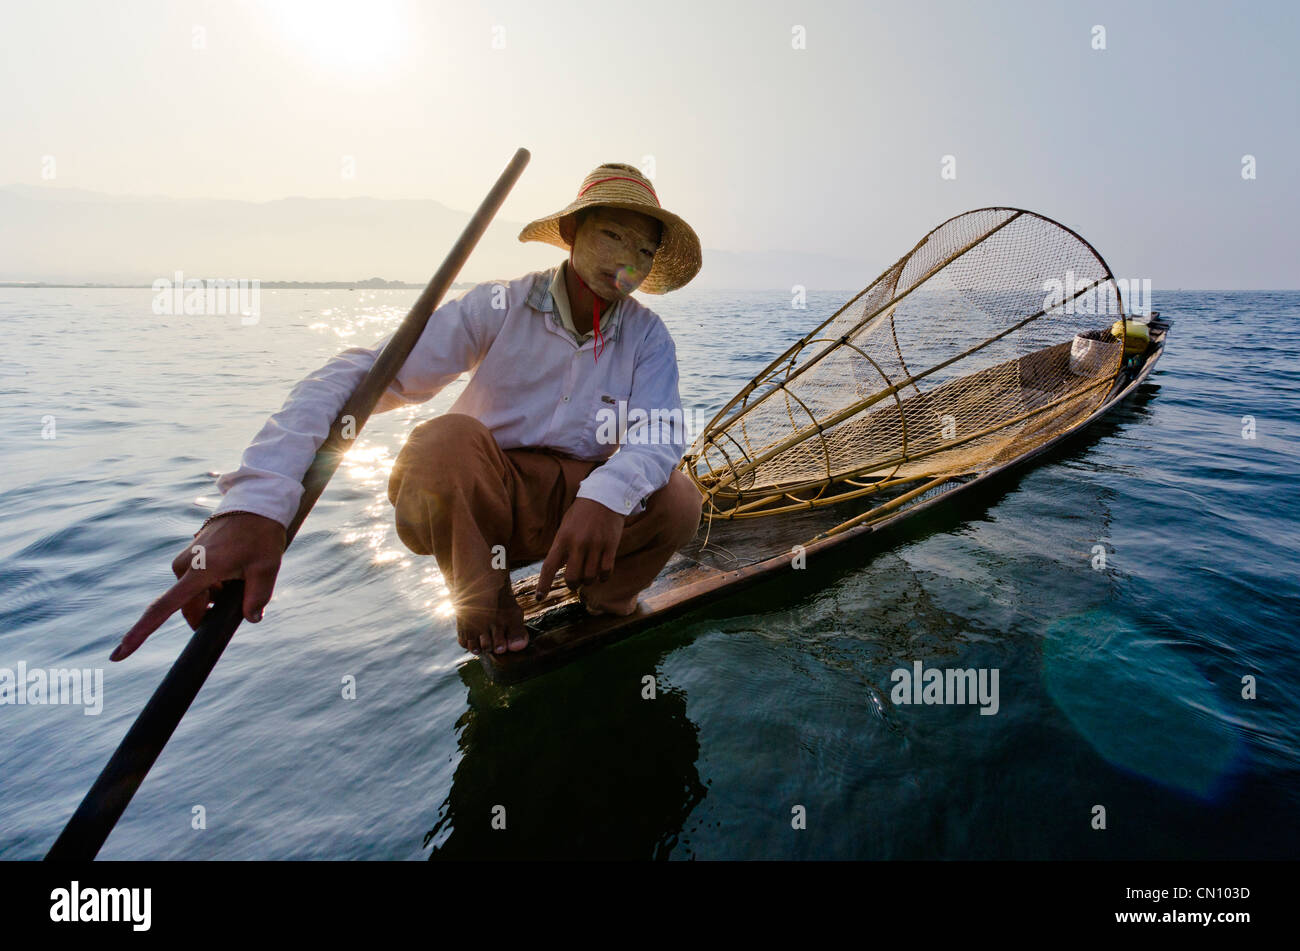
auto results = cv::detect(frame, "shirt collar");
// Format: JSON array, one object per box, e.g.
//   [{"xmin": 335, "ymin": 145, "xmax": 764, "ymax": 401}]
[{"xmin": 529, "ymin": 262, "xmax": 624, "ymax": 348}]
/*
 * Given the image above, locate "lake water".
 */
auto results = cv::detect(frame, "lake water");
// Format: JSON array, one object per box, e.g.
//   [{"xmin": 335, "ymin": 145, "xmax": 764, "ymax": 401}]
[{"xmin": 1, "ymin": 285, "xmax": 1297, "ymax": 859}]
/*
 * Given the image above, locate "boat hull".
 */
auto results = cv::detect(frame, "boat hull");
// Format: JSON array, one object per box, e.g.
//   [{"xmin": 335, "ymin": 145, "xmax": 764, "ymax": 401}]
[{"xmin": 480, "ymin": 319, "xmax": 1170, "ymax": 685}]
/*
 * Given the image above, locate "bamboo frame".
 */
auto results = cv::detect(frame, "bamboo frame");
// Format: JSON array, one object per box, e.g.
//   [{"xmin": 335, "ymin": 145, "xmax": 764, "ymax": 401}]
[
  {"xmin": 717, "ymin": 473, "xmax": 938, "ymax": 518},
  {"xmin": 697, "ymin": 210, "xmax": 1026, "ymax": 442},
  {"xmin": 681, "ymin": 207, "xmax": 1131, "ymax": 556},
  {"xmin": 695, "ymin": 275, "xmax": 1114, "ymax": 501},
  {"xmin": 816, "ymin": 475, "xmax": 957, "ymax": 539},
  {"xmin": 700, "ymin": 368, "xmax": 1114, "ymax": 518}
]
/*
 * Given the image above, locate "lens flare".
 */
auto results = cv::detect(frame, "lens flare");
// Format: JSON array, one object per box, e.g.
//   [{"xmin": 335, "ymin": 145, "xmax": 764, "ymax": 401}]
[
  {"xmin": 1042, "ymin": 610, "xmax": 1242, "ymax": 801},
  {"xmin": 614, "ymin": 265, "xmax": 640, "ymax": 293}
]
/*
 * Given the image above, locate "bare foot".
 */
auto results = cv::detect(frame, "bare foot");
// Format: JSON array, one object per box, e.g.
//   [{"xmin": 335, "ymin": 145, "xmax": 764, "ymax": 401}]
[
  {"xmin": 457, "ymin": 583, "xmax": 530, "ymax": 655},
  {"xmin": 578, "ymin": 587, "xmax": 639, "ymax": 617}
]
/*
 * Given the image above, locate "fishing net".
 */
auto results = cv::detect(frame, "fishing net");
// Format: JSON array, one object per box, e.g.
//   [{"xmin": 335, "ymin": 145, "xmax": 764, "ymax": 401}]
[{"xmin": 683, "ymin": 208, "xmax": 1128, "ymax": 520}]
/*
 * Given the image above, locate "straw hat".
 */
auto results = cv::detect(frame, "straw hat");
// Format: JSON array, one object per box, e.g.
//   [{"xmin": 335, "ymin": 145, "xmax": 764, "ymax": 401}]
[{"xmin": 518, "ymin": 162, "xmax": 702, "ymax": 294}]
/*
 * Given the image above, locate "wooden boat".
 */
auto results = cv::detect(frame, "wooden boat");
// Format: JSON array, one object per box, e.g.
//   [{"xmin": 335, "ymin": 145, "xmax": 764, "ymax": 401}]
[
  {"xmin": 481, "ymin": 207, "xmax": 1169, "ymax": 685},
  {"xmin": 483, "ymin": 314, "xmax": 1169, "ymax": 685}
]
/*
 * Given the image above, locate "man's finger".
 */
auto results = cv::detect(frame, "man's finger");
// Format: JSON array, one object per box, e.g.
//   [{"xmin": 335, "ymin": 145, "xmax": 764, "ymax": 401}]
[
  {"xmin": 580, "ymin": 543, "xmax": 603, "ymax": 586},
  {"xmin": 111, "ymin": 571, "xmax": 212, "ymax": 661},
  {"xmin": 179, "ymin": 579, "xmax": 223, "ymax": 631},
  {"xmin": 566, "ymin": 538, "xmax": 593, "ymax": 585},
  {"xmin": 598, "ymin": 545, "xmax": 616, "ymax": 582},
  {"xmin": 241, "ymin": 560, "xmax": 279, "ymax": 623},
  {"xmin": 179, "ymin": 589, "xmax": 213, "ymax": 631},
  {"xmin": 535, "ymin": 539, "xmax": 567, "ymax": 599}
]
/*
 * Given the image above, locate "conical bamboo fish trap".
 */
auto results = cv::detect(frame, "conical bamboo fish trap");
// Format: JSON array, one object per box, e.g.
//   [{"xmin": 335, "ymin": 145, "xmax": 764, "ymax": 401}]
[{"xmin": 683, "ymin": 208, "xmax": 1129, "ymax": 520}]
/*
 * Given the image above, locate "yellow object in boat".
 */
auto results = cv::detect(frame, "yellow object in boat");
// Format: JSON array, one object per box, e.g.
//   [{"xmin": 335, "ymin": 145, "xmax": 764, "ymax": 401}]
[{"xmin": 1110, "ymin": 319, "xmax": 1150, "ymax": 356}]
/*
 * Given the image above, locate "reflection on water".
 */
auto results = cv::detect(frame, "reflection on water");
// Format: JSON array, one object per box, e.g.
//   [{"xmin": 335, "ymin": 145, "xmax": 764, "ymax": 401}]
[{"xmin": 426, "ymin": 639, "xmax": 707, "ymax": 860}]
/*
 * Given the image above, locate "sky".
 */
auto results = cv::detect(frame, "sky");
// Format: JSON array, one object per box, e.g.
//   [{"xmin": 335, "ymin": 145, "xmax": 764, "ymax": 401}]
[{"xmin": 1, "ymin": 0, "xmax": 1297, "ymax": 288}]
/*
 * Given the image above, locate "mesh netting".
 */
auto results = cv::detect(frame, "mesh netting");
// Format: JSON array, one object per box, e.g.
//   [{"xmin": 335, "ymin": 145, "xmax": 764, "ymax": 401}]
[{"xmin": 684, "ymin": 208, "xmax": 1128, "ymax": 519}]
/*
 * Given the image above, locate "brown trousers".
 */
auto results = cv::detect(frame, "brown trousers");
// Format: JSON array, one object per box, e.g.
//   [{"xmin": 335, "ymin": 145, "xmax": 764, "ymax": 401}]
[{"xmin": 387, "ymin": 414, "xmax": 703, "ymax": 630}]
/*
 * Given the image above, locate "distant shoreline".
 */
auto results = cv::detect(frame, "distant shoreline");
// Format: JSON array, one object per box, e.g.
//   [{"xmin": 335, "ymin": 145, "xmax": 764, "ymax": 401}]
[
  {"xmin": 0, "ymin": 280, "xmax": 464, "ymax": 289},
  {"xmin": 1, "ymin": 284, "xmax": 1291, "ymax": 293}
]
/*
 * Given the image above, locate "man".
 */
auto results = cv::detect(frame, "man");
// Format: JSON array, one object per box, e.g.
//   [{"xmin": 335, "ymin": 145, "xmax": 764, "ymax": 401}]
[{"xmin": 112, "ymin": 162, "xmax": 704, "ymax": 661}]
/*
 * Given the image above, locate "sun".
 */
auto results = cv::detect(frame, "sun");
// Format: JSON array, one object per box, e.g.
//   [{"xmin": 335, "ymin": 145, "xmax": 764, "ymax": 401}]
[{"xmin": 270, "ymin": 0, "xmax": 406, "ymax": 71}]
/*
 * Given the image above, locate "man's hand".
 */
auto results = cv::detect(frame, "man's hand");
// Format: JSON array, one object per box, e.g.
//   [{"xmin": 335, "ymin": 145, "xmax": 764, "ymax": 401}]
[
  {"xmin": 110, "ymin": 512, "xmax": 287, "ymax": 661},
  {"xmin": 535, "ymin": 498, "xmax": 624, "ymax": 600}
]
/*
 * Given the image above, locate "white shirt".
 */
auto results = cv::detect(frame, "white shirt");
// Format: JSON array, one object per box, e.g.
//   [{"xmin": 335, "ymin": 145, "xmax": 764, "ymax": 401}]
[
  {"xmin": 211, "ymin": 263, "xmax": 688, "ymax": 528},
  {"xmin": 549, "ymin": 259, "xmax": 609, "ymax": 345}
]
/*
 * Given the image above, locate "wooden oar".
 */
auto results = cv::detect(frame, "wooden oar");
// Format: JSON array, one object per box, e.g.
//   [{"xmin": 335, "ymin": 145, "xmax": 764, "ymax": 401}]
[{"xmin": 45, "ymin": 147, "xmax": 531, "ymax": 861}]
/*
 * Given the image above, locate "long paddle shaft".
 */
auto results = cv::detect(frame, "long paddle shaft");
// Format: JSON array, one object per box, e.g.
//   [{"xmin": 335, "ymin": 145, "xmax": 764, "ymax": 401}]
[{"xmin": 45, "ymin": 147, "xmax": 532, "ymax": 861}]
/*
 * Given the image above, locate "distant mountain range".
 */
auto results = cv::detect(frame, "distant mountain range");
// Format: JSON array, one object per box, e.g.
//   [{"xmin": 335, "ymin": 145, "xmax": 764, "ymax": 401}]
[
  {"xmin": 0, "ymin": 184, "xmax": 867, "ymax": 292},
  {"xmin": 0, "ymin": 277, "xmax": 439, "ymax": 289}
]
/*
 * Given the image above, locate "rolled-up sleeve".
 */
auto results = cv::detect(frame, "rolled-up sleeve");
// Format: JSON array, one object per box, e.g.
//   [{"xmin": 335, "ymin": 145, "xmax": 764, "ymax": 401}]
[
  {"xmin": 575, "ymin": 322, "xmax": 687, "ymax": 516},
  {"xmin": 213, "ymin": 282, "xmax": 501, "ymax": 527}
]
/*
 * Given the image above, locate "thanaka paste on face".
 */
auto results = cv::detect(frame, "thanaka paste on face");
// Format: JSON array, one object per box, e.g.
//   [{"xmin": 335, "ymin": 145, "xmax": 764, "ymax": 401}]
[{"xmin": 566, "ymin": 207, "xmax": 663, "ymax": 301}]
